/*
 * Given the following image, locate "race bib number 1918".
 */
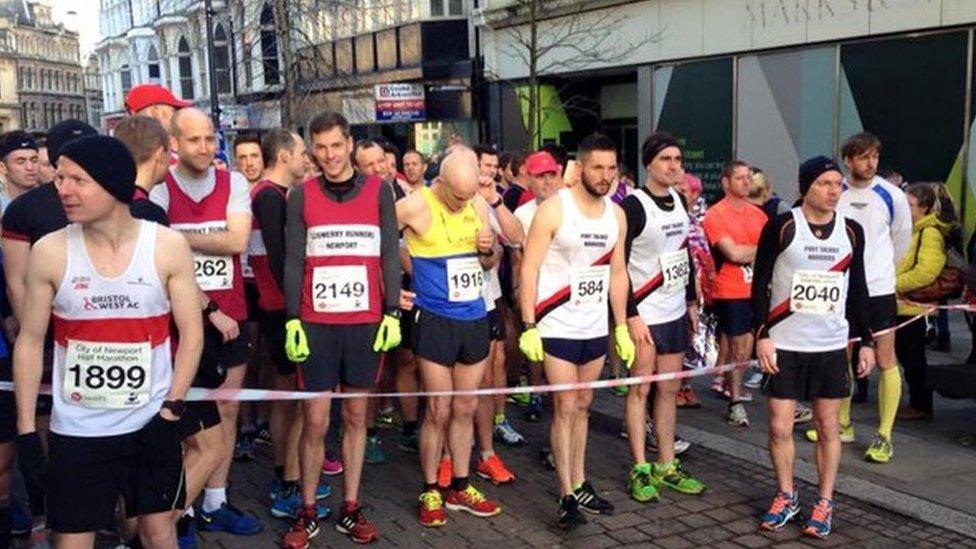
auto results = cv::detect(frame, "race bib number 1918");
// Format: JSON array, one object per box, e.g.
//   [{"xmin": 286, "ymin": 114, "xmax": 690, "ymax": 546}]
[
  {"xmin": 63, "ymin": 340, "xmax": 152, "ymax": 409},
  {"xmin": 446, "ymin": 257, "xmax": 484, "ymax": 302}
]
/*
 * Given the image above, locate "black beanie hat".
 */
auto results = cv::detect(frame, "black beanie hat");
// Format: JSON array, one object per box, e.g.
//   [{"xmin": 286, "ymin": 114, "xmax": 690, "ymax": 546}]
[
  {"xmin": 47, "ymin": 119, "xmax": 98, "ymax": 165},
  {"xmin": 0, "ymin": 131, "xmax": 38, "ymax": 159},
  {"xmin": 641, "ymin": 132, "xmax": 681, "ymax": 168},
  {"xmin": 798, "ymin": 156, "xmax": 841, "ymax": 197},
  {"xmin": 59, "ymin": 136, "xmax": 135, "ymax": 204}
]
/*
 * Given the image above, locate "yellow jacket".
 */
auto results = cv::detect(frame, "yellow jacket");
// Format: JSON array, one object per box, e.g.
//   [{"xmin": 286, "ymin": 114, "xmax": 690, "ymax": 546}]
[{"xmin": 896, "ymin": 213, "xmax": 948, "ymax": 316}]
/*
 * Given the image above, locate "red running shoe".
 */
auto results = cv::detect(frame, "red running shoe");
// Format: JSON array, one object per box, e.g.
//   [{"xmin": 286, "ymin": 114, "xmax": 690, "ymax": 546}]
[
  {"xmin": 335, "ymin": 501, "xmax": 379, "ymax": 544},
  {"xmin": 418, "ymin": 489, "xmax": 447, "ymax": 527},
  {"xmin": 445, "ymin": 485, "xmax": 501, "ymax": 517}
]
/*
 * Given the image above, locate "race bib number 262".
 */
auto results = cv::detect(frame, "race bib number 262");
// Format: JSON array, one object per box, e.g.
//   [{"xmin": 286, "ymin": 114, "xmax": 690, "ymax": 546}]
[{"xmin": 193, "ymin": 254, "xmax": 234, "ymax": 291}]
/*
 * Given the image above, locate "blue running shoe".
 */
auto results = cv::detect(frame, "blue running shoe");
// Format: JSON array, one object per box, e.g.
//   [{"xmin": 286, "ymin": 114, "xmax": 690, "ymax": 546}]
[
  {"xmin": 269, "ymin": 477, "xmax": 283, "ymax": 501},
  {"xmin": 270, "ymin": 488, "xmax": 332, "ymax": 520},
  {"xmin": 197, "ymin": 503, "xmax": 264, "ymax": 535},
  {"xmin": 316, "ymin": 480, "xmax": 332, "ymax": 500},
  {"xmin": 803, "ymin": 498, "xmax": 834, "ymax": 539},
  {"xmin": 10, "ymin": 498, "xmax": 31, "ymax": 535},
  {"xmin": 365, "ymin": 435, "xmax": 386, "ymax": 464},
  {"xmin": 759, "ymin": 491, "xmax": 800, "ymax": 531},
  {"xmin": 177, "ymin": 514, "xmax": 197, "ymax": 549},
  {"xmin": 233, "ymin": 435, "xmax": 255, "ymax": 461}
]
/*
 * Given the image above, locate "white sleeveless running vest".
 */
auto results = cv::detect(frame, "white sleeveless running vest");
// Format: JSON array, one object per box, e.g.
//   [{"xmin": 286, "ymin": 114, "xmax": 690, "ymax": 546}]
[
  {"xmin": 536, "ymin": 188, "xmax": 618, "ymax": 340},
  {"xmin": 51, "ymin": 221, "xmax": 173, "ymax": 437},
  {"xmin": 767, "ymin": 209, "xmax": 852, "ymax": 352},
  {"xmin": 628, "ymin": 188, "xmax": 690, "ymax": 326}
]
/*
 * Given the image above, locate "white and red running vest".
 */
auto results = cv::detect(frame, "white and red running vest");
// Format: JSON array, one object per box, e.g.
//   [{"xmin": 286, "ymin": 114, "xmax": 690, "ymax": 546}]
[
  {"xmin": 51, "ymin": 221, "xmax": 173, "ymax": 437},
  {"xmin": 248, "ymin": 180, "xmax": 286, "ymax": 312},
  {"xmin": 165, "ymin": 169, "xmax": 247, "ymax": 321},
  {"xmin": 766, "ymin": 208, "xmax": 853, "ymax": 352},
  {"xmin": 628, "ymin": 187, "xmax": 690, "ymax": 326},
  {"xmin": 300, "ymin": 176, "xmax": 383, "ymax": 325},
  {"xmin": 536, "ymin": 188, "xmax": 618, "ymax": 340}
]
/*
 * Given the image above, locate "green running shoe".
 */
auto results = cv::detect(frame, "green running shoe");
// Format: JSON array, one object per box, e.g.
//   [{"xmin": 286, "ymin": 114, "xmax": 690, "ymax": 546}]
[
  {"xmin": 627, "ymin": 463, "xmax": 659, "ymax": 502},
  {"xmin": 804, "ymin": 423, "xmax": 855, "ymax": 443},
  {"xmin": 864, "ymin": 433, "xmax": 893, "ymax": 463},
  {"xmin": 651, "ymin": 459, "xmax": 706, "ymax": 495}
]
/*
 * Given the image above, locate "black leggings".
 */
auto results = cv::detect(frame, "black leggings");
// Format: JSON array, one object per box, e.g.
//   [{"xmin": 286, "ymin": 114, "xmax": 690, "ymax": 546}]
[{"xmin": 896, "ymin": 315, "xmax": 931, "ymax": 412}]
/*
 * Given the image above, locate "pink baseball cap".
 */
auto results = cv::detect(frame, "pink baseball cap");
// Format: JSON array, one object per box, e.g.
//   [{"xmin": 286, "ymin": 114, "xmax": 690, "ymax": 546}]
[{"xmin": 524, "ymin": 151, "xmax": 560, "ymax": 176}]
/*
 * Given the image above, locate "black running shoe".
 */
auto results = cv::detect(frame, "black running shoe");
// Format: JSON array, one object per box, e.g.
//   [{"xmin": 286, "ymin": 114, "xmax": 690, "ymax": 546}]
[
  {"xmin": 557, "ymin": 495, "xmax": 586, "ymax": 529},
  {"xmin": 573, "ymin": 481, "xmax": 614, "ymax": 515},
  {"xmin": 539, "ymin": 448, "xmax": 555, "ymax": 470}
]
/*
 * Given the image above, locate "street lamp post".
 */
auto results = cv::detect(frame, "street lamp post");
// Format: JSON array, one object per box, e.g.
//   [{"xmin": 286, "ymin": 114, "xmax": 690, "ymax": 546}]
[{"xmin": 204, "ymin": 0, "xmax": 221, "ymax": 127}]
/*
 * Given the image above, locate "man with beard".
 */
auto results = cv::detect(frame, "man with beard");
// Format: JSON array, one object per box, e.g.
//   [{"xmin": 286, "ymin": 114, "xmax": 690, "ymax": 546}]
[{"xmin": 518, "ymin": 134, "xmax": 634, "ymax": 528}]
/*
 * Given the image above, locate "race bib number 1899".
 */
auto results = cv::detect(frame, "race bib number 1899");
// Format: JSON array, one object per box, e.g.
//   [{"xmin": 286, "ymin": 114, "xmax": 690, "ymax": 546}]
[
  {"xmin": 63, "ymin": 340, "xmax": 152, "ymax": 409},
  {"xmin": 193, "ymin": 254, "xmax": 234, "ymax": 291}
]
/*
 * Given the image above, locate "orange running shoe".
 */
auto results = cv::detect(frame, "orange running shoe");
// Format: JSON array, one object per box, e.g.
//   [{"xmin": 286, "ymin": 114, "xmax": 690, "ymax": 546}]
[
  {"xmin": 437, "ymin": 456, "xmax": 452, "ymax": 488},
  {"xmin": 475, "ymin": 453, "xmax": 516, "ymax": 485},
  {"xmin": 418, "ymin": 489, "xmax": 447, "ymax": 527},
  {"xmin": 445, "ymin": 485, "xmax": 501, "ymax": 517},
  {"xmin": 282, "ymin": 506, "xmax": 318, "ymax": 549}
]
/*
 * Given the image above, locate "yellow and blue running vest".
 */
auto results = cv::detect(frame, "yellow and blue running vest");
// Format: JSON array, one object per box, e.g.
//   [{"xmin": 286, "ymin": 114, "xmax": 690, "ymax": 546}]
[{"xmin": 405, "ymin": 187, "xmax": 486, "ymax": 320}]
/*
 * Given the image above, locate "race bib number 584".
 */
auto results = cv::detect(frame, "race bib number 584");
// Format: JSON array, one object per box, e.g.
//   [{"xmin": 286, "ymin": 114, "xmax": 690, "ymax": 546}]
[
  {"xmin": 63, "ymin": 340, "xmax": 151, "ymax": 408},
  {"xmin": 571, "ymin": 265, "xmax": 610, "ymax": 307}
]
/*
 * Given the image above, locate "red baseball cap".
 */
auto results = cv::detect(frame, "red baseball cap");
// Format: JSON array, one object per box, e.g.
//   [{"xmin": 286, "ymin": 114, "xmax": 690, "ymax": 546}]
[
  {"xmin": 524, "ymin": 151, "xmax": 560, "ymax": 176},
  {"xmin": 125, "ymin": 84, "xmax": 192, "ymax": 113}
]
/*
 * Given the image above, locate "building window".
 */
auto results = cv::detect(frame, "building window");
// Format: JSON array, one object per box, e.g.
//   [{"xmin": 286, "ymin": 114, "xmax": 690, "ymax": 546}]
[
  {"xmin": 177, "ymin": 37, "xmax": 194, "ymax": 99},
  {"xmin": 120, "ymin": 64, "xmax": 132, "ymax": 97},
  {"xmin": 260, "ymin": 4, "xmax": 280, "ymax": 86},
  {"xmin": 213, "ymin": 24, "xmax": 231, "ymax": 94},
  {"xmin": 430, "ymin": 0, "xmax": 463, "ymax": 16},
  {"xmin": 147, "ymin": 45, "xmax": 160, "ymax": 81}
]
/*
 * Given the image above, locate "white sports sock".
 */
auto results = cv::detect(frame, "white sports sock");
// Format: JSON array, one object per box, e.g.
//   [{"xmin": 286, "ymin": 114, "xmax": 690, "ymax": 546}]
[
  {"xmin": 202, "ymin": 487, "xmax": 227, "ymax": 513},
  {"xmin": 183, "ymin": 507, "xmax": 195, "ymax": 518}
]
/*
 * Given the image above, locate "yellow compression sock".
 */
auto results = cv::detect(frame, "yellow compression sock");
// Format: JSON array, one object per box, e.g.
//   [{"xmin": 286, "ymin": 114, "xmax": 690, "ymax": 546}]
[
  {"xmin": 877, "ymin": 366, "xmax": 902, "ymax": 439},
  {"xmin": 839, "ymin": 396, "xmax": 851, "ymax": 427}
]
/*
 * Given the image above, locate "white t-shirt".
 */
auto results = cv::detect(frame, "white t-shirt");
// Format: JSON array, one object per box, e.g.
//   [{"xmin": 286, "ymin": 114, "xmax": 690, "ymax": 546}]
[
  {"xmin": 838, "ymin": 176, "xmax": 911, "ymax": 297},
  {"xmin": 150, "ymin": 167, "xmax": 252, "ymax": 215}
]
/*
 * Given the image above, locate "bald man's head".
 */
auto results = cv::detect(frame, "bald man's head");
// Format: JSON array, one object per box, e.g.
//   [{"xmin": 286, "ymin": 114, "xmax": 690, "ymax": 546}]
[
  {"xmin": 439, "ymin": 146, "xmax": 479, "ymax": 197},
  {"xmin": 170, "ymin": 107, "xmax": 217, "ymax": 175}
]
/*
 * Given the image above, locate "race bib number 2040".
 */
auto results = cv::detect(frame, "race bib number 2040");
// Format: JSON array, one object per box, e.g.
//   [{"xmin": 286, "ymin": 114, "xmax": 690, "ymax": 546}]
[
  {"xmin": 63, "ymin": 340, "xmax": 152, "ymax": 409},
  {"xmin": 790, "ymin": 270, "xmax": 843, "ymax": 315}
]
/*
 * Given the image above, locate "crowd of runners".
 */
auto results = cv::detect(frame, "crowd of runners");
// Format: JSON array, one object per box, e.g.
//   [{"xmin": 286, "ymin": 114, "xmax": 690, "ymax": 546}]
[{"xmin": 0, "ymin": 83, "xmax": 918, "ymax": 547}]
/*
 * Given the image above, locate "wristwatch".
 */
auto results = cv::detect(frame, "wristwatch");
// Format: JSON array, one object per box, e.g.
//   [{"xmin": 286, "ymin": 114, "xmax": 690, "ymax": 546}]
[
  {"xmin": 386, "ymin": 309, "xmax": 402, "ymax": 319},
  {"xmin": 161, "ymin": 399, "xmax": 186, "ymax": 417},
  {"xmin": 490, "ymin": 197, "xmax": 503, "ymax": 209},
  {"xmin": 203, "ymin": 300, "xmax": 220, "ymax": 317}
]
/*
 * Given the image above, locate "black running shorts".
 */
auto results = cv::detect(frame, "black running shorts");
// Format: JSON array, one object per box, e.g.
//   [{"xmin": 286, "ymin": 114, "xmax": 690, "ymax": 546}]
[
  {"xmin": 47, "ymin": 415, "xmax": 186, "ymax": 533},
  {"xmin": 649, "ymin": 315, "xmax": 690, "ymax": 355},
  {"xmin": 764, "ymin": 348, "xmax": 850, "ymax": 401},
  {"xmin": 412, "ymin": 308, "xmax": 490, "ymax": 366},
  {"xmin": 299, "ymin": 323, "xmax": 383, "ymax": 391},
  {"xmin": 868, "ymin": 294, "xmax": 898, "ymax": 332}
]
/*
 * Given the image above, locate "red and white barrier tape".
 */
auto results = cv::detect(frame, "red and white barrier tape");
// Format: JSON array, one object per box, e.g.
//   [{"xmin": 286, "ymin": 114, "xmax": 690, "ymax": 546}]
[{"xmin": 0, "ymin": 302, "xmax": 969, "ymax": 402}]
